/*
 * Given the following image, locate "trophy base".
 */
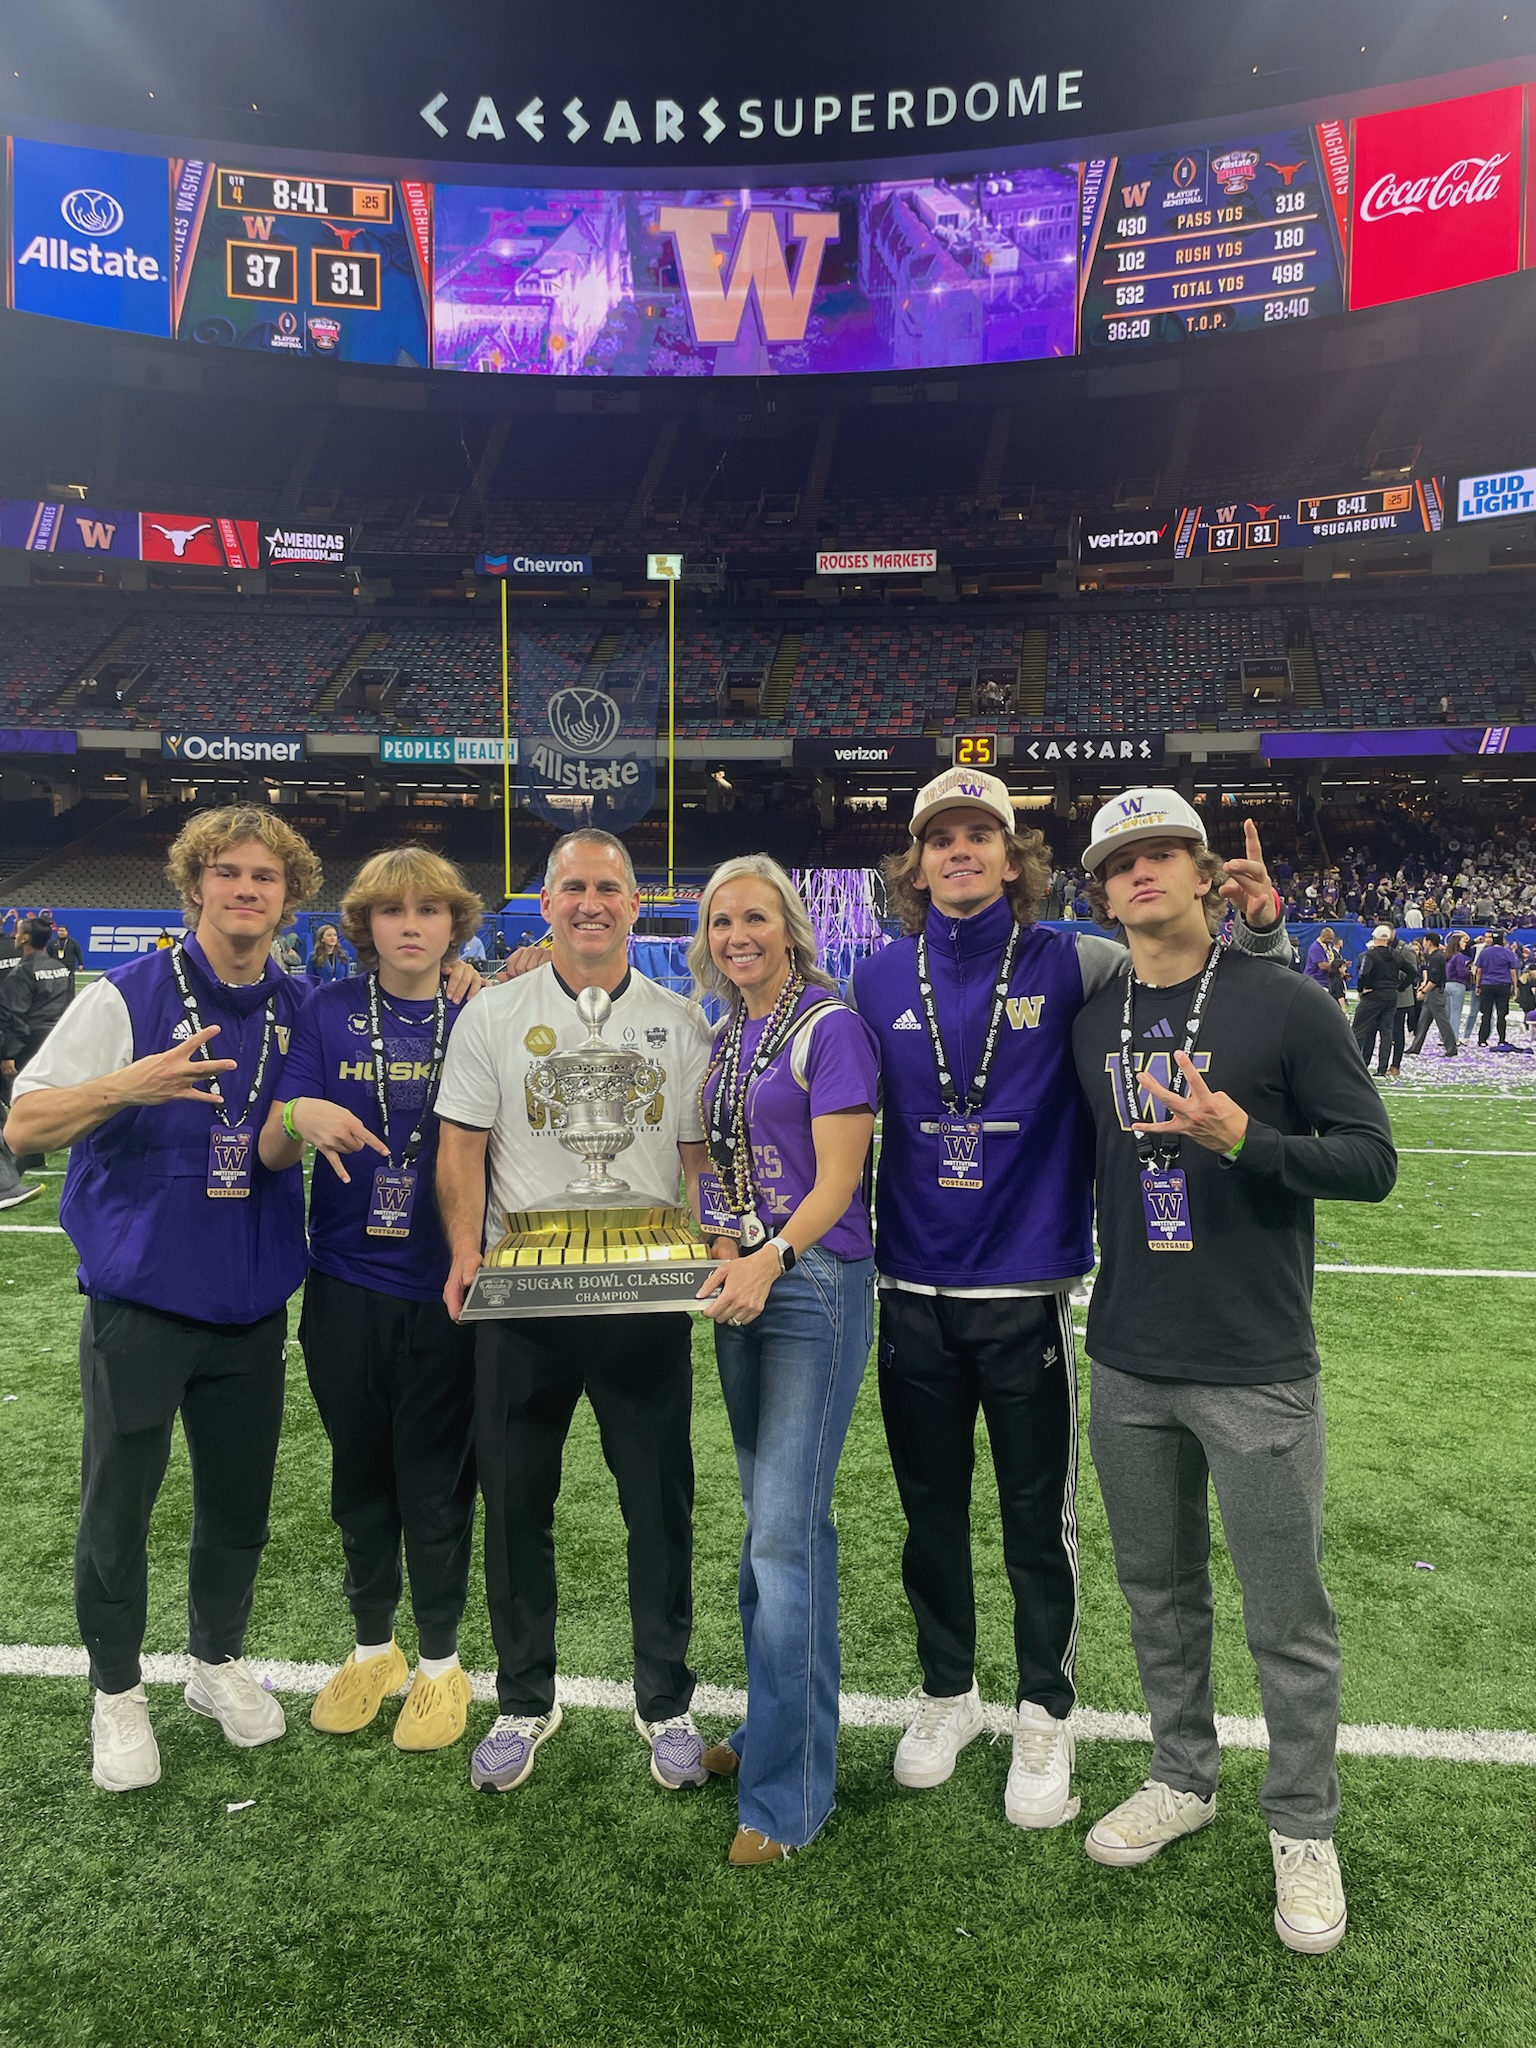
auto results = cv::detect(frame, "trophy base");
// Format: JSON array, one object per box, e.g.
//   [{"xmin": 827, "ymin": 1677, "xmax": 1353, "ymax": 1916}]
[{"xmin": 460, "ymin": 1206, "xmax": 721, "ymax": 1321}]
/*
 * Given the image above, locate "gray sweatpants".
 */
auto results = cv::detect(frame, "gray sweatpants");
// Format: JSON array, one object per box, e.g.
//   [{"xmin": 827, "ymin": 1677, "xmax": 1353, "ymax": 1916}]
[{"xmin": 1088, "ymin": 1362, "xmax": 1340, "ymax": 1840}]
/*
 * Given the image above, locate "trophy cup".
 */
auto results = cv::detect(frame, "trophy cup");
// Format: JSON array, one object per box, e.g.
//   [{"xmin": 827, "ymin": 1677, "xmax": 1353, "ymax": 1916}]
[{"xmin": 459, "ymin": 986, "xmax": 719, "ymax": 1320}]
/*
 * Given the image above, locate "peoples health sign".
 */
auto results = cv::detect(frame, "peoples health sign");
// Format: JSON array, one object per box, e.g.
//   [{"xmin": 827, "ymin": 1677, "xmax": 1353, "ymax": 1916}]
[
  {"xmin": 380, "ymin": 735, "xmax": 518, "ymax": 763},
  {"xmin": 10, "ymin": 139, "xmax": 172, "ymax": 337},
  {"xmin": 1457, "ymin": 468, "xmax": 1536, "ymax": 522}
]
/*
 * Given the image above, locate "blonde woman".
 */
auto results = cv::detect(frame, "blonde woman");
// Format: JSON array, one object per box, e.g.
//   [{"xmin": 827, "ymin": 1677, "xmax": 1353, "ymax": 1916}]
[{"xmin": 688, "ymin": 855, "xmax": 879, "ymax": 1865}]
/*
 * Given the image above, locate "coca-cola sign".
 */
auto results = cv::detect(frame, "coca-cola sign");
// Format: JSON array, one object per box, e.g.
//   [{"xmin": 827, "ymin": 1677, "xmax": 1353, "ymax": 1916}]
[
  {"xmin": 1359, "ymin": 154, "xmax": 1510, "ymax": 222},
  {"xmin": 1349, "ymin": 87, "xmax": 1523, "ymax": 311}
]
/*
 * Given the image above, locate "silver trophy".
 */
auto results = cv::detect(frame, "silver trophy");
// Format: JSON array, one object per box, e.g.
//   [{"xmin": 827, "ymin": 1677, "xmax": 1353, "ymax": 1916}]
[{"xmin": 525, "ymin": 986, "xmax": 664, "ymax": 1199}]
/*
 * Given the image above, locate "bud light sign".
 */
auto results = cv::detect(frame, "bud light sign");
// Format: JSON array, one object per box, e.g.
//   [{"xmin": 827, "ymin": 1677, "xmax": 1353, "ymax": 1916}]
[
  {"xmin": 9, "ymin": 139, "xmax": 172, "ymax": 337},
  {"xmin": 1348, "ymin": 88, "xmax": 1523, "ymax": 312}
]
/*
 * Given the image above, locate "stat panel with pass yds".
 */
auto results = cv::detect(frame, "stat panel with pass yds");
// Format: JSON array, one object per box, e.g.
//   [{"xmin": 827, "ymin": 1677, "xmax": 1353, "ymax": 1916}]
[
  {"xmin": 171, "ymin": 161, "xmax": 432, "ymax": 363},
  {"xmin": 1081, "ymin": 128, "xmax": 1346, "ymax": 349}
]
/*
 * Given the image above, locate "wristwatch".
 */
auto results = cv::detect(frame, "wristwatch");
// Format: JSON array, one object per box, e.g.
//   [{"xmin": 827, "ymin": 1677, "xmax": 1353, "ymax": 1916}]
[{"xmin": 767, "ymin": 1235, "xmax": 797, "ymax": 1273}]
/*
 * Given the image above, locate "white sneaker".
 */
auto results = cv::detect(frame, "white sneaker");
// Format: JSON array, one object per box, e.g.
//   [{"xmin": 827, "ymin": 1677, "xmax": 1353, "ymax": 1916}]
[
  {"xmin": 893, "ymin": 1685, "xmax": 985, "ymax": 1788},
  {"xmin": 1270, "ymin": 1830, "xmax": 1348, "ymax": 1954},
  {"xmin": 1085, "ymin": 1778, "xmax": 1217, "ymax": 1867},
  {"xmin": 184, "ymin": 1656, "xmax": 287, "ymax": 1748},
  {"xmin": 91, "ymin": 1683, "xmax": 161, "ymax": 1792},
  {"xmin": 1004, "ymin": 1699, "xmax": 1079, "ymax": 1829}
]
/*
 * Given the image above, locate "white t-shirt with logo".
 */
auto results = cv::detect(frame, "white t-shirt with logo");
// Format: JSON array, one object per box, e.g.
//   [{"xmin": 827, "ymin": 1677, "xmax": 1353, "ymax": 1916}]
[{"xmin": 435, "ymin": 961, "xmax": 712, "ymax": 1249}]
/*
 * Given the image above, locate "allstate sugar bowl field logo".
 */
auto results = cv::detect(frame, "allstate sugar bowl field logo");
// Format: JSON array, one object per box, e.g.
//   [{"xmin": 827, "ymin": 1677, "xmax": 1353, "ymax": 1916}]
[
  {"xmin": 547, "ymin": 687, "xmax": 623, "ymax": 755},
  {"xmin": 61, "ymin": 188, "xmax": 125, "ymax": 237}
]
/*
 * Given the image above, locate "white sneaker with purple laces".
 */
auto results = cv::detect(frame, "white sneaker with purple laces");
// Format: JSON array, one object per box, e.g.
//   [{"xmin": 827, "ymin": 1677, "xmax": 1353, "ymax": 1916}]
[
  {"xmin": 470, "ymin": 1703, "xmax": 563, "ymax": 1792},
  {"xmin": 635, "ymin": 1709, "xmax": 708, "ymax": 1789}
]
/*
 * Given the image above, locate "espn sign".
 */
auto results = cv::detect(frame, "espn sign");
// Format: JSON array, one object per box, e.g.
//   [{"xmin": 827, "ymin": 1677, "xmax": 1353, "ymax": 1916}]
[
  {"xmin": 86, "ymin": 921, "xmax": 187, "ymax": 960},
  {"xmin": 1349, "ymin": 88, "xmax": 1523, "ymax": 312}
]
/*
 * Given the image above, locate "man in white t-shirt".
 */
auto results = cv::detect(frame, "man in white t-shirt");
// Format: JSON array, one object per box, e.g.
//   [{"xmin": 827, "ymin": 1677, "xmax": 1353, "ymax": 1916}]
[{"xmin": 436, "ymin": 829, "xmax": 713, "ymax": 1797}]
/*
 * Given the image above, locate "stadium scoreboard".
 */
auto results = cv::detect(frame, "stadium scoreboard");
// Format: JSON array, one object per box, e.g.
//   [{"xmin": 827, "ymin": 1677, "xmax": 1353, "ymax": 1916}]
[
  {"xmin": 173, "ymin": 161, "xmax": 430, "ymax": 363},
  {"xmin": 1082, "ymin": 127, "xmax": 1346, "ymax": 349},
  {"xmin": 216, "ymin": 171, "xmax": 393, "ymax": 223}
]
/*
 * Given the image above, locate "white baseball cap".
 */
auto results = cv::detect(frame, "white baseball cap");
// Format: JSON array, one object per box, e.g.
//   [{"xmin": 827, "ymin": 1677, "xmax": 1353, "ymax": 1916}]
[
  {"xmin": 1082, "ymin": 787, "xmax": 1207, "ymax": 874},
  {"xmin": 910, "ymin": 765, "xmax": 1015, "ymax": 840}
]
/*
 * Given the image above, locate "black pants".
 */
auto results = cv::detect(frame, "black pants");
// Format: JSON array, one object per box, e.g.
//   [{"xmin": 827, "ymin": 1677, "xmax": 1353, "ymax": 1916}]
[
  {"xmin": 75, "ymin": 1297, "xmax": 287, "ymax": 1694},
  {"xmin": 475, "ymin": 1312, "xmax": 695, "ymax": 1720},
  {"xmin": 299, "ymin": 1269, "xmax": 477, "ymax": 1658},
  {"xmin": 876, "ymin": 1288, "xmax": 1079, "ymax": 1718},
  {"xmin": 3, "ymin": 1027, "xmax": 52, "ymax": 1168},
  {"xmin": 1478, "ymin": 986, "xmax": 1512, "ymax": 1044},
  {"xmin": 1352, "ymin": 997, "xmax": 1396, "ymax": 1073}
]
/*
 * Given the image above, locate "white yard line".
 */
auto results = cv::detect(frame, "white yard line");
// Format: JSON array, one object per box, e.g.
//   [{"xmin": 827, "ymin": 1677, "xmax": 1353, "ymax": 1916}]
[
  {"xmin": 1395, "ymin": 1148, "xmax": 1536, "ymax": 1158},
  {"xmin": 1, "ymin": 1643, "xmax": 1531, "ymax": 1766},
  {"xmin": 1317, "ymin": 1264, "xmax": 1536, "ymax": 1280},
  {"xmin": 0, "ymin": 1223, "xmax": 65, "ymax": 1234}
]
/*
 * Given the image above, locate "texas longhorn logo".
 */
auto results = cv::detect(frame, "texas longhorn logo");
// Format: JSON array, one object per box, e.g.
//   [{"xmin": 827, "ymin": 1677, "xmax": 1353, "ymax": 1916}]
[{"xmin": 656, "ymin": 206, "xmax": 839, "ymax": 347}]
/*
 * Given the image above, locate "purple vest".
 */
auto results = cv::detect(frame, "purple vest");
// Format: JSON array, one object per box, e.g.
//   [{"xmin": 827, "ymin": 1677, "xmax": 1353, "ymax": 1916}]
[{"xmin": 60, "ymin": 936, "xmax": 309, "ymax": 1323}]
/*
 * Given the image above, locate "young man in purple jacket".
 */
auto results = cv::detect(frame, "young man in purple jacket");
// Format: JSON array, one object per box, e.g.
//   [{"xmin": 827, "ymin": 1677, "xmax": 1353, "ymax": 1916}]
[
  {"xmin": 850, "ymin": 767, "xmax": 1288, "ymax": 1830},
  {"xmin": 7, "ymin": 807, "xmax": 321, "ymax": 1793}
]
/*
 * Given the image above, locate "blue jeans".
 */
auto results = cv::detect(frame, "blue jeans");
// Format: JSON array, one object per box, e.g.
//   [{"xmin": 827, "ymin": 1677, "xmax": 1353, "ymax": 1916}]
[{"xmin": 714, "ymin": 1250, "xmax": 874, "ymax": 1848}]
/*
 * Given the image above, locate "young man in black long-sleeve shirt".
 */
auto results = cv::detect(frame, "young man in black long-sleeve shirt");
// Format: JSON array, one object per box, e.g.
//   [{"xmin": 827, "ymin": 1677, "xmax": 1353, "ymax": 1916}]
[{"xmin": 1070, "ymin": 788, "xmax": 1396, "ymax": 1958}]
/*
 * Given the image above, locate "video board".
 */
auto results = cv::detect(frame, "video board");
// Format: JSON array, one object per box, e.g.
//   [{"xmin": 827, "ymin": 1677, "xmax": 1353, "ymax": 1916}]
[
  {"xmin": 1080, "ymin": 126, "xmax": 1346, "ymax": 349},
  {"xmin": 1172, "ymin": 480, "xmax": 1445, "ymax": 556},
  {"xmin": 171, "ymin": 160, "xmax": 432, "ymax": 363},
  {"xmin": 6, "ymin": 70, "xmax": 1536, "ymax": 375},
  {"xmin": 430, "ymin": 169, "xmax": 1079, "ymax": 375}
]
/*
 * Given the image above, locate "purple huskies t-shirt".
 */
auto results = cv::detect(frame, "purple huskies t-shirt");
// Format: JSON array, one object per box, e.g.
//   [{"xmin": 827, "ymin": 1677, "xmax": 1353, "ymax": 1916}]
[
  {"xmin": 704, "ymin": 989, "xmax": 879, "ymax": 1261},
  {"xmin": 280, "ymin": 976, "xmax": 462, "ymax": 1302}
]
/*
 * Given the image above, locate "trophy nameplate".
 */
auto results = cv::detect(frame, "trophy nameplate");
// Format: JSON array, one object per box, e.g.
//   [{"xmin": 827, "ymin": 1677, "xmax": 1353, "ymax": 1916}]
[{"xmin": 458, "ymin": 987, "xmax": 721, "ymax": 1321}]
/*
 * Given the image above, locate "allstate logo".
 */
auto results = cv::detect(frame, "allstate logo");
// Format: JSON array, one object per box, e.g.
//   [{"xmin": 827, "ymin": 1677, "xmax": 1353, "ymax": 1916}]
[
  {"xmin": 547, "ymin": 687, "xmax": 621, "ymax": 755},
  {"xmin": 61, "ymin": 188, "xmax": 124, "ymax": 237}
]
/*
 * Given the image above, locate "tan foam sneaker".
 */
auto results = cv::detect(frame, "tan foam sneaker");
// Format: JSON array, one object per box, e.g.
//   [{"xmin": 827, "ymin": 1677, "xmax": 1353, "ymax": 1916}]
[
  {"xmin": 1270, "ymin": 1830, "xmax": 1348, "ymax": 1955},
  {"xmin": 728, "ymin": 1827, "xmax": 792, "ymax": 1866},
  {"xmin": 1085, "ymin": 1778, "xmax": 1217, "ymax": 1867},
  {"xmin": 310, "ymin": 1644, "xmax": 410, "ymax": 1734},
  {"xmin": 393, "ymin": 1665, "xmax": 473, "ymax": 1752}
]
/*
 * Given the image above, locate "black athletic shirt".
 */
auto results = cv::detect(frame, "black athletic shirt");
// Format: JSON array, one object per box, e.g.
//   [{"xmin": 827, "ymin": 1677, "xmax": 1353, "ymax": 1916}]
[{"xmin": 1071, "ymin": 950, "xmax": 1397, "ymax": 1385}]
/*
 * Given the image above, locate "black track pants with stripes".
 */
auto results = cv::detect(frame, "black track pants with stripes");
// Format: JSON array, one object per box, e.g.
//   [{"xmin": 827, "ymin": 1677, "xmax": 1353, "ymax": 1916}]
[{"xmin": 877, "ymin": 1287, "xmax": 1079, "ymax": 1718}]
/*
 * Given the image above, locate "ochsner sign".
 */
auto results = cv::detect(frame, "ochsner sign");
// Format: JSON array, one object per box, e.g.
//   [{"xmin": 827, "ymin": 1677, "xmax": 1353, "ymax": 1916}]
[{"xmin": 162, "ymin": 731, "xmax": 305, "ymax": 761}]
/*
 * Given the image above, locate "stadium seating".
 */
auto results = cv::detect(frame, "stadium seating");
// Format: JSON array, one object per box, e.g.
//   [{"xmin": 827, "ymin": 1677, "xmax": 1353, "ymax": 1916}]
[{"xmin": 0, "ymin": 599, "xmax": 1531, "ymax": 737}]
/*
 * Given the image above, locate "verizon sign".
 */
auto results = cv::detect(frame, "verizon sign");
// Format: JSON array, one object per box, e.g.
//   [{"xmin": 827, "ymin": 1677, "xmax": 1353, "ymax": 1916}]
[
  {"xmin": 816, "ymin": 549, "xmax": 937, "ymax": 575},
  {"xmin": 1348, "ymin": 87, "xmax": 1523, "ymax": 312},
  {"xmin": 1080, "ymin": 516, "xmax": 1174, "ymax": 564}
]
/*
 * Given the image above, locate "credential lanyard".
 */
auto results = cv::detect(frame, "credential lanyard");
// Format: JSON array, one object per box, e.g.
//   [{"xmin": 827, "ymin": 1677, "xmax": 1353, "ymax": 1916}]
[
  {"xmin": 366, "ymin": 973, "xmax": 448, "ymax": 1169},
  {"xmin": 704, "ymin": 976, "xmax": 809, "ymax": 1185},
  {"xmin": 915, "ymin": 919, "xmax": 1022, "ymax": 1116},
  {"xmin": 1118, "ymin": 942, "xmax": 1222, "ymax": 1166},
  {"xmin": 169, "ymin": 942, "xmax": 275, "ymax": 1130}
]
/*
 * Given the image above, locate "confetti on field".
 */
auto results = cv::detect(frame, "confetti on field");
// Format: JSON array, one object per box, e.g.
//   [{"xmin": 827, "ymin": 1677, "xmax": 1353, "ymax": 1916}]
[
  {"xmin": 226, "ymin": 1800, "xmax": 256, "ymax": 1814},
  {"xmin": 1414, "ymin": 1562, "xmax": 1437, "ymax": 1571}
]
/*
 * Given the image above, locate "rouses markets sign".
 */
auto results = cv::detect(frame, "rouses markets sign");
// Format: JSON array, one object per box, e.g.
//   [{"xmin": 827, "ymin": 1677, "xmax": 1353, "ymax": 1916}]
[{"xmin": 815, "ymin": 549, "xmax": 937, "ymax": 575}]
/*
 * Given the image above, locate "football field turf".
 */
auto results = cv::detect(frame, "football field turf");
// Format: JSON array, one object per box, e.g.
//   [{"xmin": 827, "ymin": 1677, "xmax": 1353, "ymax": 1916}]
[{"xmin": 1, "ymin": 1077, "xmax": 1533, "ymax": 2047}]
